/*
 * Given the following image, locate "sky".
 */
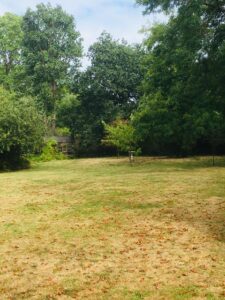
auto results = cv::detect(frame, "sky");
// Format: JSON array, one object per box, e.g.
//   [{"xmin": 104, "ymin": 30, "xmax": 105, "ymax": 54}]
[{"xmin": 0, "ymin": 0, "xmax": 165, "ymax": 66}]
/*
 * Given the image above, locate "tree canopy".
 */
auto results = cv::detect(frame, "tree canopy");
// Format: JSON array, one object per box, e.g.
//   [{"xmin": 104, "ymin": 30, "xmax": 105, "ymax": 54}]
[
  {"xmin": 0, "ymin": 87, "xmax": 45, "ymax": 169},
  {"xmin": 22, "ymin": 3, "xmax": 82, "ymax": 114},
  {"xmin": 0, "ymin": 1, "xmax": 224, "ymax": 167},
  {"xmin": 0, "ymin": 13, "xmax": 23, "ymax": 90},
  {"xmin": 133, "ymin": 0, "xmax": 225, "ymax": 155},
  {"xmin": 102, "ymin": 120, "xmax": 137, "ymax": 153},
  {"xmin": 59, "ymin": 32, "xmax": 145, "ymax": 155}
]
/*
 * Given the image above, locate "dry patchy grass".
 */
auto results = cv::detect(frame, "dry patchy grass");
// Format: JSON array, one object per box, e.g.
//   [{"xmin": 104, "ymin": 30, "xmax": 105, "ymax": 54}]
[{"xmin": 0, "ymin": 157, "xmax": 224, "ymax": 299}]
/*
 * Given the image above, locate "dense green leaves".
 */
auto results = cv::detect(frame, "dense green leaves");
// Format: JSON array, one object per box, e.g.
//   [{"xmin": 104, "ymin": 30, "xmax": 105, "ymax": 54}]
[
  {"xmin": 134, "ymin": 0, "xmax": 225, "ymax": 155},
  {"xmin": 86, "ymin": 32, "xmax": 144, "ymax": 116},
  {"xmin": 0, "ymin": 13, "xmax": 23, "ymax": 74},
  {"xmin": 136, "ymin": 0, "xmax": 180, "ymax": 13},
  {"xmin": 66, "ymin": 32, "xmax": 144, "ymax": 154},
  {"xmin": 0, "ymin": 87, "xmax": 45, "ymax": 168},
  {"xmin": 0, "ymin": 1, "xmax": 224, "ymax": 165},
  {"xmin": 102, "ymin": 120, "xmax": 137, "ymax": 153},
  {"xmin": 22, "ymin": 3, "xmax": 82, "ymax": 114},
  {"xmin": 0, "ymin": 13, "xmax": 24, "ymax": 90}
]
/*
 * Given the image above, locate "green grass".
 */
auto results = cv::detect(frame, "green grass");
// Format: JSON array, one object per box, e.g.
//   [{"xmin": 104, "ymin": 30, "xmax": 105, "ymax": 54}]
[{"xmin": 0, "ymin": 156, "xmax": 224, "ymax": 299}]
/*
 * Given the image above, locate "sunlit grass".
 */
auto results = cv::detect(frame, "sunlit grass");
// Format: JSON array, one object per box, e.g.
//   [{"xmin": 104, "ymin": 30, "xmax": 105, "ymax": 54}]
[{"xmin": 0, "ymin": 157, "xmax": 224, "ymax": 299}]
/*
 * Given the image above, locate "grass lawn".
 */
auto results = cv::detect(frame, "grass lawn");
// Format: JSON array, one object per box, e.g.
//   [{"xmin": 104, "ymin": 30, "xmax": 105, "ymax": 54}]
[{"xmin": 0, "ymin": 157, "xmax": 224, "ymax": 300}]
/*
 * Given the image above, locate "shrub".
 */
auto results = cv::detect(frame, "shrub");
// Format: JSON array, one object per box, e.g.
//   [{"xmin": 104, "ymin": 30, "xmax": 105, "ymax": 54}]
[
  {"xmin": 102, "ymin": 119, "xmax": 138, "ymax": 153},
  {"xmin": 0, "ymin": 87, "xmax": 45, "ymax": 170},
  {"xmin": 32, "ymin": 139, "xmax": 66, "ymax": 162}
]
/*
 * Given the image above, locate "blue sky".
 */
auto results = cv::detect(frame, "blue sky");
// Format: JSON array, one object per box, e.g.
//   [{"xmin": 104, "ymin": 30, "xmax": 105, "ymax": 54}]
[{"xmin": 0, "ymin": 0, "xmax": 165, "ymax": 65}]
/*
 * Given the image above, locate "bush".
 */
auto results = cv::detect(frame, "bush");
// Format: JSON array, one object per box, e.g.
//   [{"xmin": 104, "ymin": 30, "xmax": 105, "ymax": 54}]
[
  {"xmin": 102, "ymin": 119, "xmax": 138, "ymax": 153},
  {"xmin": 55, "ymin": 127, "xmax": 71, "ymax": 136},
  {"xmin": 0, "ymin": 87, "xmax": 45, "ymax": 170},
  {"xmin": 32, "ymin": 139, "xmax": 66, "ymax": 162},
  {"xmin": 0, "ymin": 152, "xmax": 30, "ymax": 170}
]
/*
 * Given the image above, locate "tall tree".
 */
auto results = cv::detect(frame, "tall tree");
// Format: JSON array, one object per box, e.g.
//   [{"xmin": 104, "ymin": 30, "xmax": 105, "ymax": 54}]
[
  {"xmin": 65, "ymin": 32, "xmax": 144, "ymax": 154},
  {"xmin": 22, "ymin": 3, "xmax": 82, "ymax": 114},
  {"xmin": 0, "ymin": 13, "xmax": 23, "ymax": 89},
  {"xmin": 137, "ymin": 0, "xmax": 225, "ymax": 17},
  {"xmin": 0, "ymin": 87, "xmax": 45, "ymax": 169},
  {"xmin": 85, "ymin": 32, "xmax": 144, "ymax": 116},
  {"xmin": 102, "ymin": 119, "xmax": 138, "ymax": 154},
  {"xmin": 134, "ymin": 0, "xmax": 225, "ymax": 155}
]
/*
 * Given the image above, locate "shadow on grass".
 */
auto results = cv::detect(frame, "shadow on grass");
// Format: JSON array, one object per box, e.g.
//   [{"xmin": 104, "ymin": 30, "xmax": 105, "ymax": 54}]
[
  {"xmin": 160, "ymin": 197, "xmax": 225, "ymax": 242},
  {"xmin": 62, "ymin": 198, "xmax": 162, "ymax": 218},
  {"xmin": 125, "ymin": 156, "xmax": 225, "ymax": 171},
  {"xmin": 15, "ymin": 157, "xmax": 224, "ymax": 179}
]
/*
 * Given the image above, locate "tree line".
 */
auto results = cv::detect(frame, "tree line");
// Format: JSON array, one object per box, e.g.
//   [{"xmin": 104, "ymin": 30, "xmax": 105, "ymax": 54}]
[{"xmin": 0, "ymin": 1, "xmax": 224, "ymax": 168}]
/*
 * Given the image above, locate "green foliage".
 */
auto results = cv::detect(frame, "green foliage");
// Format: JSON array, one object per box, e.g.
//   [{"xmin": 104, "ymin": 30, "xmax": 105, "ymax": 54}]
[
  {"xmin": 0, "ymin": 87, "xmax": 45, "ymax": 169},
  {"xmin": 0, "ymin": 13, "xmax": 24, "ymax": 90},
  {"xmin": 0, "ymin": 1, "xmax": 224, "ymax": 159},
  {"xmin": 68, "ymin": 32, "xmax": 144, "ymax": 154},
  {"xmin": 134, "ymin": 1, "xmax": 225, "ymax": 155},
  {"xmin": 86, "ymin": 32, "xmax": 144, "ymax": 117},
  {"xmin": 0, "ymin": 13, "xmax": 23, "ymax": 74},
  {"xmin": 55, "ymin": 127, "xmax": 71, "ymax": 137},
  {"xmin": 102, "ymin": 120, "xmax": 138, "ymax": 153},
  {"xmin": 22, "ymin": 3, "xmax": 82, "ymax": 114},
  {"xmin": 136, "ymin": 0, "xmax": 181, "ymax": 13},
  {"xmin": 56, "ymin": 93, "xmax": 80, "ymax": 130},
  {"xmin": 33, "ymin": 139, "xmax": 66, "ymax": 162}
]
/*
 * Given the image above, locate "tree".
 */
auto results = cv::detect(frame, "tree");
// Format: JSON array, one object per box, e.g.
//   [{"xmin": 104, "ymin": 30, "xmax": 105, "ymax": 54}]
[
  {"xmin": 133, "ymin": 1, "xmax": 225, "ymax": 155},
  {"xmin": 22, "ymin": 3, "xmax": 82, "ymax": 114},
  {"xmin": 0, "ymin": 87, "xmax": 45, "ymax": 169},
  {"xmin": 136, "ymin": 0, "xmax": 225, "ymax": 18},
  {"xmin": 67, "ymin": 32, "xmax": 144, "ymax": 154},
  {"xmin": 85, "ymin": 32, "xmax": 144, "ymax": 117},
  {"xmin": 56, "ymin": 92, "xmax": 80, "ymax": 132},
  {"xmin": 102, "ymin": 120, "xmax": 138, "ymax": 154},
  {"xmin": 0, "ymin": 13, "xmax": 23, "ymax": 89}
]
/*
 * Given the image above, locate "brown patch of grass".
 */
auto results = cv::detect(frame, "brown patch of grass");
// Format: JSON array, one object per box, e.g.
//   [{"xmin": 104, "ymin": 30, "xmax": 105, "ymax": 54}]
[{"xmin": 0, "ymin": 157, "xmax": 224, "ymax": 299}]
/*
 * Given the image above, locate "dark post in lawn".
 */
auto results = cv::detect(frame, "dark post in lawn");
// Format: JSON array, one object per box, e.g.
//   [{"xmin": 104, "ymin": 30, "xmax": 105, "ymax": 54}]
[
  {"xmin": 211, "ymin": 137, "xmax": 216, "ymax": 166},
  {"xmin": 129, "ymin": 151, "xmax": 135, "ymax": 164}
]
